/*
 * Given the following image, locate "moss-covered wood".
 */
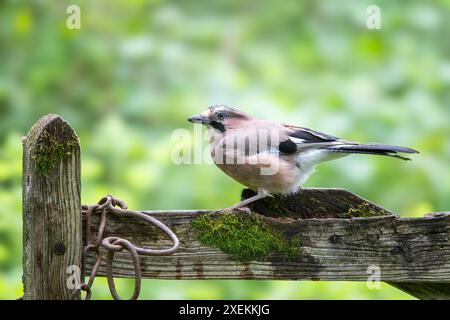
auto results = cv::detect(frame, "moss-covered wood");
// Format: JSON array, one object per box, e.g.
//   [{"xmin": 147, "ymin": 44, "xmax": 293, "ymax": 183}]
[
  {"xmin": 33, "ymin": 127, "xmax": 79, "ymax": 174},
  {"xmin": 192, "ymin": 213, "xmax": 300, "ymax": 262},
  {"xmin": 241, "ymin": 188, "xmax": 392, "ymax": 219},
  {"xmin": 83, "ymin": 188, "xmax": 450, "ymax": 300},
  {"xmin": 22, "ymin": 114, "xmax": 82, "ymax": 300}
]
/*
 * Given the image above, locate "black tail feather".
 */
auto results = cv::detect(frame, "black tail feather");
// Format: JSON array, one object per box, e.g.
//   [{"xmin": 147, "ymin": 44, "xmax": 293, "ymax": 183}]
[{"xmin": 327, "ymin": 143, "xmax": 419, "ymax": 161}]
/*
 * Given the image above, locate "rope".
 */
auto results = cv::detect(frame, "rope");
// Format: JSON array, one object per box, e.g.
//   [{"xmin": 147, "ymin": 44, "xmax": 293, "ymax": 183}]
[{"xmin": 72, "ymin": 195, "xmax": 179, "ymax": 300}]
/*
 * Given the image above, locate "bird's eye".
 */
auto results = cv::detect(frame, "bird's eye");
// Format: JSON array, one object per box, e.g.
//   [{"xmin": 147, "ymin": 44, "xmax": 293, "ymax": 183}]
[{"xmin": 216, "ymin": 112, "xmax": 226, "ymax": 120}]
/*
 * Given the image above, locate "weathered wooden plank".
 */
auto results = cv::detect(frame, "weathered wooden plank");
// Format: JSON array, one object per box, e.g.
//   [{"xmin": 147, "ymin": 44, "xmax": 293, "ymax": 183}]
[
  {"xmin": 242, "ymin": 188, "xmax": 392, "ymax": 218},
  {"xmin": 23, "ymin": 114, "xmax": 82, "ymax": 300},
  {"xmin": 83, "ymin": 189, "xmax": 450, "ymax": 285},
  {"xmin": 388, "ymin": 283, "xmax": 450, "ymax": 300}
]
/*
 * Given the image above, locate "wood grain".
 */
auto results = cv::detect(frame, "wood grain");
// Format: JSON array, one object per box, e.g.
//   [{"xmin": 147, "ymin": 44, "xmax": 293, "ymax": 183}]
[
  {"xmin": 389, "ymin": 282, "xmax": 450, "ymax": 300},
  {"xmin": 242, "ymin": 188, "xmax": 392, "ymax": 218},
  {"xmin": 22, "ymin": 114, "xmax": 82, "ymax": 300},
  {"xmin": 83, "ymin": 189, "xmax": 450, "ymax": 286}
]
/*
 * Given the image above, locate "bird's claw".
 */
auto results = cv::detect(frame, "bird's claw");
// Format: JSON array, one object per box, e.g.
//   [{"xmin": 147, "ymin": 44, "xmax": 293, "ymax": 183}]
[
  {"xmin": 235, "ymin": 206, "xmax": 252, "ymax": 214},
  {"xmin": 221, "ymin": 206, "xmax": 252, "ymax": 214}
]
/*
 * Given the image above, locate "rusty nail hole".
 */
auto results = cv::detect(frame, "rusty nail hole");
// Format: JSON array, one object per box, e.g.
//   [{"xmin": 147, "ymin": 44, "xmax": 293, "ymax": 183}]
[
  {"xmin": 329, "ymin": 234, "xmax": 340, "ymax": 244},
  {"xmin": 53, "ymin": 242, "xmax": 66, "ymax": 256}
]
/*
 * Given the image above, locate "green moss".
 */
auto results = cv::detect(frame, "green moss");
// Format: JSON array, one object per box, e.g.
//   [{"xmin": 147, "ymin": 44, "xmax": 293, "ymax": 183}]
[
  {"xmin": 33, "ymin": 129, "xmax": 78, "ymax": 174},
  {"xmin": 192, "ymin": 213, "xmax": 300, "ymax": 262},
  {"xmin": 343, "ymin": 203, "xmax": 381, "ymax": 218},
  {"xmin": 309, "ymin": 197, "xmax": 321, "ymax": 205}
]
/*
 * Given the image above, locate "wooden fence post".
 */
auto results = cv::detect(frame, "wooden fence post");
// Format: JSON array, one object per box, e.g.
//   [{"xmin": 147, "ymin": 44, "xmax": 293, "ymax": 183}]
[
  {"xmin": 22, "ymin": 114, "xmax": 82, "ymax": 300},
  {"xmin": 20, "ymin": 113, "xmax": 449, "ymax": 300}
]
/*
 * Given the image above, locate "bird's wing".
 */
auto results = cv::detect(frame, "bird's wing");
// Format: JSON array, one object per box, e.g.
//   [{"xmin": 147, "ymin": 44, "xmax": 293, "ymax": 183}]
[
  {"xmin": 283, "ymin": 124, "xmax": 340, "ymax": 142},
  {"xmin": 279, "ymin": 124, "xmax": 350, "ymax": 154},
  {"xmin": 280, "ymin": 124, "xmax": 418, "ymax": 160}
]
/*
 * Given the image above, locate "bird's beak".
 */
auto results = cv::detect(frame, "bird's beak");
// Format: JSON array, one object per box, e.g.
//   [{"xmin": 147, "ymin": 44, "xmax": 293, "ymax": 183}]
[{"xmin": 188, "ymin": 115, "xmax": 208, "ymax": 124}]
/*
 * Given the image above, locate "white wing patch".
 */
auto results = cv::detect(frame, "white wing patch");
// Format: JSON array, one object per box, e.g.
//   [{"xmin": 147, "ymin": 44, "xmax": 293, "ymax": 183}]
[{"xmin": 289, "ymin": 137, "xmax": 306, "ymax": 144}]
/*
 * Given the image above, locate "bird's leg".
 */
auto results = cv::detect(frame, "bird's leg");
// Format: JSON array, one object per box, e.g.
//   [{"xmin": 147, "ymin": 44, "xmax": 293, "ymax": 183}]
[{"xmin": 222, "ymin": 189, "xmax": 269, "ymax": 214}]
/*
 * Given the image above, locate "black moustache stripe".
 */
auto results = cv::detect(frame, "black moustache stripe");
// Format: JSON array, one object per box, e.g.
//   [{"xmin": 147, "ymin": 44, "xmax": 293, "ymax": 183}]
[{"xmin": 209, "ymin": 121, "xmax": 225, "ymax": 132}]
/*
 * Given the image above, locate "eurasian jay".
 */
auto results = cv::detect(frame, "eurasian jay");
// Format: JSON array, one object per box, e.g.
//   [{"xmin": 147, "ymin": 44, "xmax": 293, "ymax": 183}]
[{"xmin": 188, "ymin": 105, "xmax": 418, "ymax": 212}]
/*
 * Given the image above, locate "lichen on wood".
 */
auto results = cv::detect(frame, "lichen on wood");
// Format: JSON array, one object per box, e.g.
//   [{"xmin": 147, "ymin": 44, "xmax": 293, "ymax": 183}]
[{"xmin": 192, "ymin": 212, "xmax": 300, "ymax": 262}]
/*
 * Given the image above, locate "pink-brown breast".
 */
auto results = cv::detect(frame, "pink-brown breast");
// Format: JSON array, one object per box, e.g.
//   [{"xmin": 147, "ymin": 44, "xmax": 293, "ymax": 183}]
[{"xmin": 215, "ymin": 153, "xmax": 300, "ymax": 194}]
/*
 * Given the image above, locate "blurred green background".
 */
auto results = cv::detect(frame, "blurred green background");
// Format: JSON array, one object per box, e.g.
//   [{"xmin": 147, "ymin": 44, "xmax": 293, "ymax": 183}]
[{"xmin": 1, "ymin": 0, "xmax": 449, "ymax": 299}]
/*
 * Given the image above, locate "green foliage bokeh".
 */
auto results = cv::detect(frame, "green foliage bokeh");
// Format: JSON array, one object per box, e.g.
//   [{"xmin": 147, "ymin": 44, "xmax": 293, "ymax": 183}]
[{"xmin": 0, "ymin": 0, "xmax": 449, "ymax": 299}]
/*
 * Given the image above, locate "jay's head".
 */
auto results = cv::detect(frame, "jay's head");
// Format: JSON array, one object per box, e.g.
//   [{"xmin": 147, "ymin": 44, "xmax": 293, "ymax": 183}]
[{"xmin": 188, "ymin": 105, "xmax": 253, "ymax": 132}]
